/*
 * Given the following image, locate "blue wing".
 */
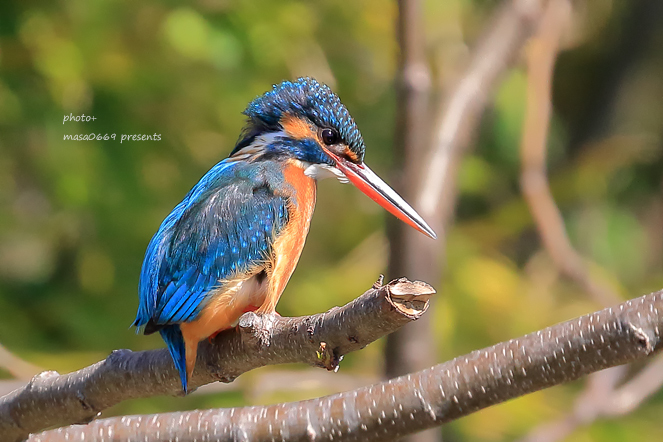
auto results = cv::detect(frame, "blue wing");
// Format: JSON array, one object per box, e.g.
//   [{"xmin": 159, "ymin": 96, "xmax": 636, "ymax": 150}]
[{"xmin": 133, "ymin": 159, "xmax": 289, "ymax": 331}]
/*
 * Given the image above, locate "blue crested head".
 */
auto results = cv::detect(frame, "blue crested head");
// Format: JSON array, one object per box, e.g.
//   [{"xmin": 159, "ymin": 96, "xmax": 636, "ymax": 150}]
[{"xmin": 231, "ymin": 78, "xmax": 366, "ymax": 164}]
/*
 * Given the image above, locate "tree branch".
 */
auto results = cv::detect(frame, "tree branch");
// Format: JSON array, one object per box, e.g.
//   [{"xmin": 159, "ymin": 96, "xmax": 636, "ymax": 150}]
[
  {"xmin": 0, "ymin": 278, "xmax": 435, "ymax": 442},
  {"xmin": 30, "ymin": 289, "xmax": 663, "ymax": 441}
]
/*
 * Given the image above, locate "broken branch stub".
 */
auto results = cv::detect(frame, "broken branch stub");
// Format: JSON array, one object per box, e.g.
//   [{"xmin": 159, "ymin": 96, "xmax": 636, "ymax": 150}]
[{"xmin": 386, "ymin": 278, "xmax": 435, "ymax": 318}]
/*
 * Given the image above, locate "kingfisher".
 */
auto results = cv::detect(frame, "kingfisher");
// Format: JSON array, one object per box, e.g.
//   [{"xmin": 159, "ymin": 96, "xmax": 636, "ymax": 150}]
[{"xmin": 133, "ymin": 78, "xmax": 436, "ymax": 392}]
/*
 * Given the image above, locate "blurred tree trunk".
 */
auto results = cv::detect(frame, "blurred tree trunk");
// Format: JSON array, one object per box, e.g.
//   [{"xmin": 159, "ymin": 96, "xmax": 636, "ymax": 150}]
[{"xmin": 386, "ymin": 1, "xmax": 439, "ymax": 441}]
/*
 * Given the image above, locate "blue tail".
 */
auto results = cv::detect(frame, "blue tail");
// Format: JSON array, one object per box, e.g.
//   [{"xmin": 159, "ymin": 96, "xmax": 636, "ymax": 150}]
[{"xmin": 159, "ymin": 325, "xmax": 189, "ymax": 392}]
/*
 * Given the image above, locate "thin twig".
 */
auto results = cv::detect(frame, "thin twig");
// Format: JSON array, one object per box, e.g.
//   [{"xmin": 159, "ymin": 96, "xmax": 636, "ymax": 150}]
[
  {"xmin": 518, "ymin": 352, "xmax": 663, "ymax": 442},
  {"xmin": 519, "ymin": 0, "xmax": 619, "ymax": 307},
  {"xmin": 603, "ymin": 353, "xmax": 663, "ymax": 416},
  {"xmin": 0, "ymin": 345, "xmax": 42, "ymax": 381},
  {"xmin": 30, "ymin": 288, "xmax": 663, "ymax": 441},
  {"xmin": 518, "ymin": 3, "xmax": 619, "ymax": 440}
]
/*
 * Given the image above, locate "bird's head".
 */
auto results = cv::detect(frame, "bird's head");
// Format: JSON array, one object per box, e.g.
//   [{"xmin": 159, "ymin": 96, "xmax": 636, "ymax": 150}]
[{"xmin": 231, "ymin": 77, "xmax": 436, "ymax": 239}]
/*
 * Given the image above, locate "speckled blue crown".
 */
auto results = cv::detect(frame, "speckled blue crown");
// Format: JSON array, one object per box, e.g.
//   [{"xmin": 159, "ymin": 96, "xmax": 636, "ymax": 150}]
[{"xmin": 240, "ymin": 78, "xmax": 365, "ymax": 162}]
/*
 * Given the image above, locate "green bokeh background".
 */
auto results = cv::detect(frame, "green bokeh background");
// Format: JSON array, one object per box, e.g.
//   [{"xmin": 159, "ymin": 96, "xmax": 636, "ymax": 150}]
[{"xmin": 1, "ymin": 0, "xmax": 663, "ymax": 440}]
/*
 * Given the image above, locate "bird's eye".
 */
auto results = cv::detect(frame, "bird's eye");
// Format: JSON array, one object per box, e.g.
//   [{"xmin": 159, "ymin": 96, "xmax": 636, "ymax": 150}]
[{"xmin": 321, "ymin": 128, "xmax": 339, "ymax": 146}]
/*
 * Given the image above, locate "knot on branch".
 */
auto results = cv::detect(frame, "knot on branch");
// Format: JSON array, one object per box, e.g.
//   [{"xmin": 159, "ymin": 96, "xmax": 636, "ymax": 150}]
[
  {"xmin": 628, "ymin": 324, "xmax": 657, "ymax": 355},
  {"xmin": 316, "ymin": 342, "xmax": 343, "ymax": 372},
  {"xmin": 237, "ymin": 311, "xmax": 281, "ymax": 348}
]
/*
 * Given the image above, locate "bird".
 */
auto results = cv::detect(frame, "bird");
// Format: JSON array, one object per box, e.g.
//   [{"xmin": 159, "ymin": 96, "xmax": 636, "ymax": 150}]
[{"xmin": 133, "ymin": 78, "xmax": 436, "ymax": 392}]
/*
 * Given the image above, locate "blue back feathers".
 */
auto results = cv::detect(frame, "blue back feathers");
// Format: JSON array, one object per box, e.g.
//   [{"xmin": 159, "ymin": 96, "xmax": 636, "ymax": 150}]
[
  {"xmin": 233, "ymin": 78, "xmax": 366, "ymax": 163},
  {"xmin": 134, "ymin": 160, "xmax": 289, "ymax": 331}
]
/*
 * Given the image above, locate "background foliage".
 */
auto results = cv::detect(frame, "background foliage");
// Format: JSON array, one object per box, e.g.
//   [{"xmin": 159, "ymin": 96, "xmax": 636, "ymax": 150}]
[{"xmin": 1, "ymin": 0, "xmax": 662, "ymax": 440}]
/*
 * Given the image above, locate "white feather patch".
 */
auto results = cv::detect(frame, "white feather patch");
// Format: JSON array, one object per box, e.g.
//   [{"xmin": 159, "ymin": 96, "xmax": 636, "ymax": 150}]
[
  {"xmin": 304, "ymin": 163, "xmax": 349, "ymax": 183},
  {"xmin": 229, "ymin": 131, "xmax": 286, "ymax": 161}
]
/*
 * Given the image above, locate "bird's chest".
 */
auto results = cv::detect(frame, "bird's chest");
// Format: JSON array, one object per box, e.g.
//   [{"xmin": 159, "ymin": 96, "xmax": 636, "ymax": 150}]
[
  {"xmin": 269, "ymin": 162, "xmax": 317, "ymax": 271},
  {"xmin": 254, "ymin": 161, "xmax": 317, "ymax": 312},
  {"xmin": 280, "ymin": 161, "xmax": 317, "ymax": 233}
]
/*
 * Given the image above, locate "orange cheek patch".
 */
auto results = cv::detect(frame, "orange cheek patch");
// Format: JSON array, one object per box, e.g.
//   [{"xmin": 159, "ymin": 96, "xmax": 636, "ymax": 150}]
[
  {"xmin": 281, "ymin": 114, "xmax": 317, "ymax": 141},
  {"xmin": 344, "ymin": 147, "xmax": 359, "ymax": 163}
]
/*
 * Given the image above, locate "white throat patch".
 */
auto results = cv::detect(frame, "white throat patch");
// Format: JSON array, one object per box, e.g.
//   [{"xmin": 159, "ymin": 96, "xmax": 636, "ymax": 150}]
[{"xmin": 304, "ymin": 163, "xmax": 349, "ymax": 183}]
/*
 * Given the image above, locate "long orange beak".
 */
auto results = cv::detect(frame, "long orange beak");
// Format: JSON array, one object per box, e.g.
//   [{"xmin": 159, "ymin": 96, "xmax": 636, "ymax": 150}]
[{"xmin": 327, "ymin": 152, "xmax": 437, "ymax": 239}]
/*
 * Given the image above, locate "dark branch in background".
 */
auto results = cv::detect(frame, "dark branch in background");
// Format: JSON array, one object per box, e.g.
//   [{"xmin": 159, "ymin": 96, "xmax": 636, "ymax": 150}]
[
  {"xmin": 518, "ymin": 2, "xmax": 663, "ymax": 440},
  {"xmin": 0, "ymin": 278, "xmax": 435, "ymax": 442},
  {"xmin": 31, "ymin": 289, "xmax": 663, "ymax": 441},
  {"xmin": 387, "ymin": 1, "xmax": 436, "ymax": 440}
]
